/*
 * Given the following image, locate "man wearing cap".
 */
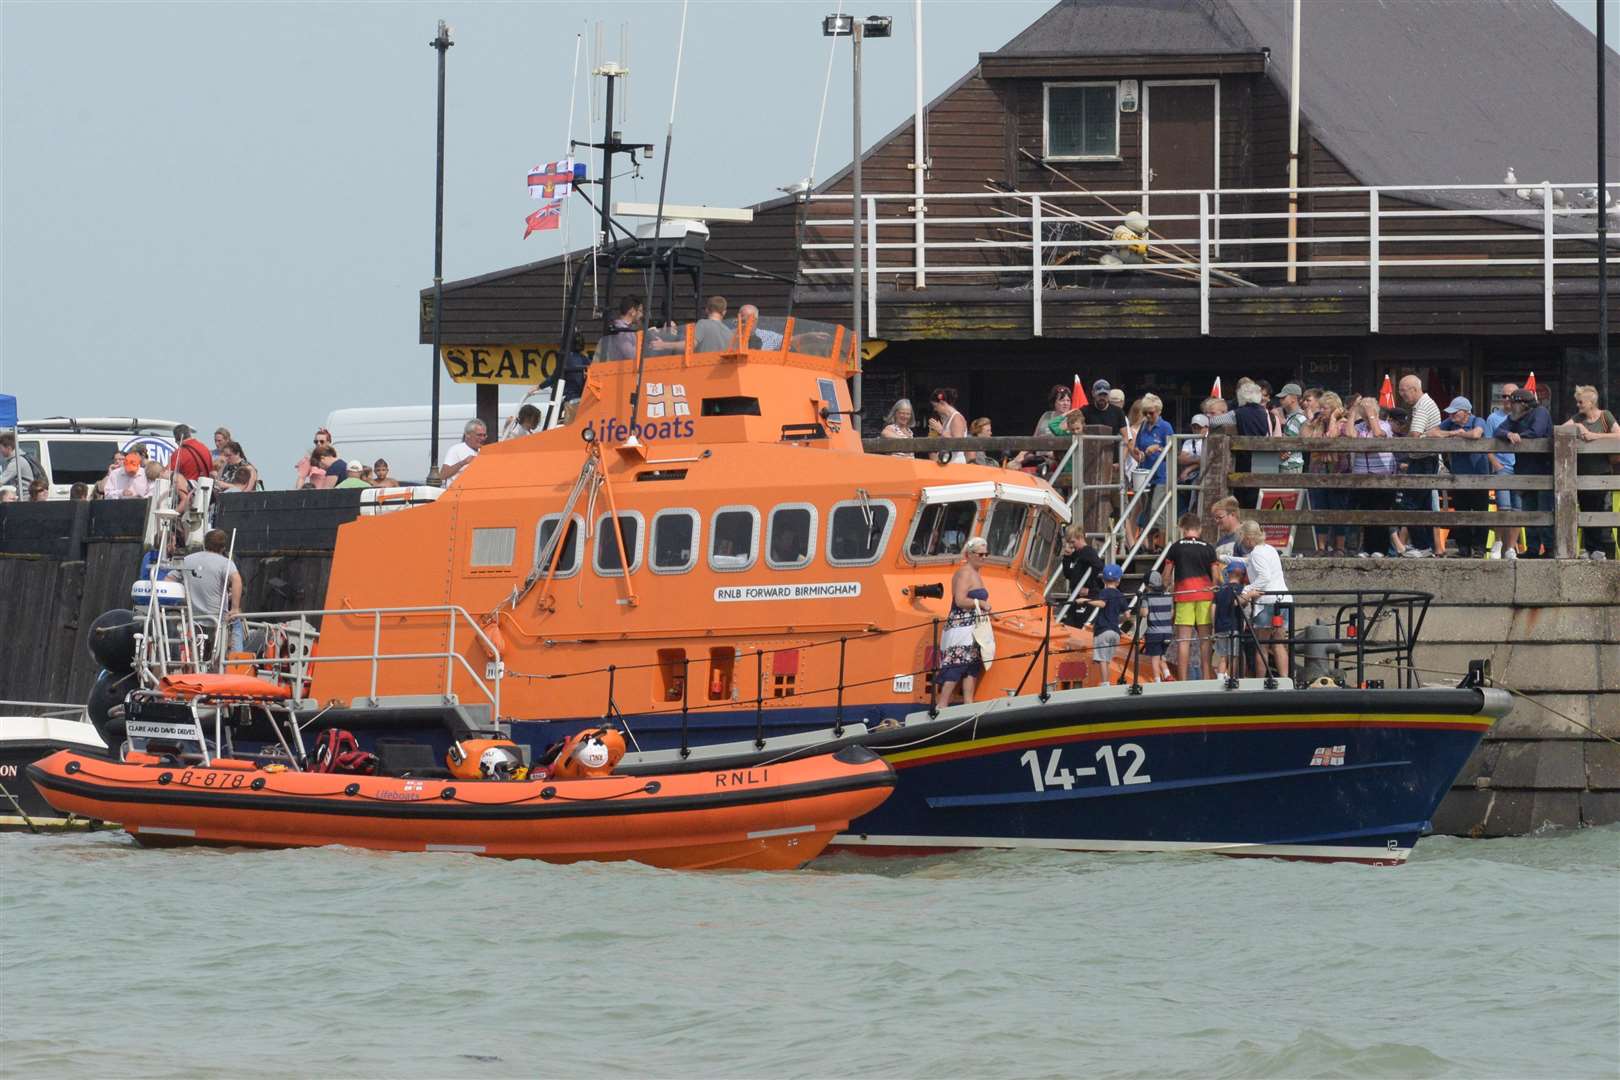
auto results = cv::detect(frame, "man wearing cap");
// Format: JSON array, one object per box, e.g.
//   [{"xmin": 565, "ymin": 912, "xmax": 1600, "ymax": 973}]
[
  {"xmin": 1080, "ymin": 379, "xmax": 1127, "ymax": 439},
  {"xmin": 336, "ymin": 461, "xmax": 371, "ymax": 489},
  {"xmin": 1178, "ymin": 413, "xmax": 1209, "ymax": 509},
  {"xmin": 1496, "ymin": 388, "xmax": 1553, "ymax": 557},
  {"xmin": 1426, "ymin": 396, "xmax": 1489, "ymax": 557},
  {"xmin": 103, "ymin": 449, "xmax": 151, "ymax": 500}
]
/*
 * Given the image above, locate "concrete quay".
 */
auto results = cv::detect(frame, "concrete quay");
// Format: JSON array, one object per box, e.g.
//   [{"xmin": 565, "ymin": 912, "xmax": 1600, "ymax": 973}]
[{"xmin": 1285, "ymin": 559, "xmax": 1619, "ymax": 837}]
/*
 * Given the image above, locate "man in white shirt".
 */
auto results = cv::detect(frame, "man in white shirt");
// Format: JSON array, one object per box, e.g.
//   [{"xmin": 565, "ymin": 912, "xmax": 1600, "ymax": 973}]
[
  {"xmin": 104, "ymin": 451, "xmax": 152, "ymax": 500},
  {"xmin": 1398, "ymin": 375, "xmax": 1442, "ymax": 556},
  {"xmin": 440, "ymin": 419, "xmax": 487, "ymax": 485}
]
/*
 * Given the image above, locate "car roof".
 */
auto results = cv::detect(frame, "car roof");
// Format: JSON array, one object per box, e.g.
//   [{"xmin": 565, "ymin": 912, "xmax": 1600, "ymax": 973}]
[{"xmin": 18, "ymin": 417, "xmax": 182, "ymax": 436}]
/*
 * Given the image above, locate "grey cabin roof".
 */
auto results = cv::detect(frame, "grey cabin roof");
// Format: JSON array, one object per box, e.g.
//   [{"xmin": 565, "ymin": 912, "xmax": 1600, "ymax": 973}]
[{"xmin": 987, "ymin": 0, "xmax": 1619, "ymax": 213}]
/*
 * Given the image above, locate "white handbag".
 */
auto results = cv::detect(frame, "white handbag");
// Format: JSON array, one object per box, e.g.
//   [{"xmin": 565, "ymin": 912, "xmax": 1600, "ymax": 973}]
[{"xmin": 972, "ymin": 599, "xmax": 996, "ymax": 671}]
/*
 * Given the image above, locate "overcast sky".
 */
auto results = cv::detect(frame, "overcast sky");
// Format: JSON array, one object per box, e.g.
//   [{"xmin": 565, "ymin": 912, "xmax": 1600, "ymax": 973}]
[{"xmin": 3, "ymin": 1, "xmax": 1614, "ymax": 480}]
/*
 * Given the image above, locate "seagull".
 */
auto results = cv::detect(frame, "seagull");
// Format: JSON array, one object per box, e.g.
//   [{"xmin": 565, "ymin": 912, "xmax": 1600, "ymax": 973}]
[
  {"xmin": 1551, "ymin": 187, "xmax": 1568, "ymax": 207},
  {"xmin": 777, "ymin": 178, "xmax": 811, "ymax": 196},
  {"xmin": 1504, "ymin": 166, "xmax": 1518, "ymax": 186}
]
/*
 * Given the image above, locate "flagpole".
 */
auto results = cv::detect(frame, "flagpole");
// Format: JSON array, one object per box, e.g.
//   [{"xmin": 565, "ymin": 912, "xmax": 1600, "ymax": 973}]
[
  {"xmin": 429, "ymin": 20, "xmax": 453, "ymax": 483},
  {"xmin": 563, "ymin": 34, "xmax": 583, "ymax": 309}
]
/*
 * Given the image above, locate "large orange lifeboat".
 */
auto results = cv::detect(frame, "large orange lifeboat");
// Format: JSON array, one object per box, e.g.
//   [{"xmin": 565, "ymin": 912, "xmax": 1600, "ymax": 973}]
[{"xmin": 26, "ymin": 744, "xmax": 892, "ymax": 870}]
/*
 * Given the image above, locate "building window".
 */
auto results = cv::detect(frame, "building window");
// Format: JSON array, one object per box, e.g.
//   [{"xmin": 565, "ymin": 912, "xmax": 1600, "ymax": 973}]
[
  {"xmin": 535, "ymin": 514, "xmax": 582, "ymax": 578},
  {"xmin": 766, "ymin": 504, "xmax": 817, "ymax": 570},
  {"xmin": 650, "ymin": 509, "xmax": 700, "ymax": 574},
  {"xmin": 709, "ymin": 506, "xmax": 759, "ymax": 572},
  {"xmin": 594, "ymin": 512, "xmax": 644, "ymax": 576},
  {"xmin": 1045, "ymin": 82, "xmax": 1118, "ymax": 160},
  {"xmin": 827, "ymin": 499, "xmax": 895, "ymax": 567}
]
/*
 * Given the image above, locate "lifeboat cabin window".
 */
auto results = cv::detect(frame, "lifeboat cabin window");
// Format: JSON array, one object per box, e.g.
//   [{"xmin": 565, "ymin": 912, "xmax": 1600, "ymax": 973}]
[
  {"xmin": 535, "ymin": 514, "xmax": 583, "ymax": 578},
  {"xmin": 766, "ymin": 504, "xmax": 817, "ymax": 570},
  {"xmin": 651, "ymin": 508, "xmax": 700, "ymax": 574},
  {"xmin": 709, "ymin": 507, "xmax": 759, "ymax": 572},
  {"xmin": 1024, "ymin": 511, "xmax": 1063, "ymax": 584},
  {"xmin": 983, "ymin": 501, "xmax": 1031, "ymax": 564},
  {"xmin": 827, "ymin": 499, "xmax": 895, "ymax": 567},
  {"xmin": 469, "ymin": 527, "xmax": 516, "ymax": 568},
  {"xmin": 906, "ymin": 501, "xmax": 978, "ymax": 563},
  {"xmin": 594, "ymin": 512, "xmax": 644, "ymax": 576}
]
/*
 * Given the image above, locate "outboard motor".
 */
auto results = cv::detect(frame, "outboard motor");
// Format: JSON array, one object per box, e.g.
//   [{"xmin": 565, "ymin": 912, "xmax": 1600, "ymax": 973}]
[{"xmin": 86, "ymin": 667, "xmax": 138, "ymax": 756}]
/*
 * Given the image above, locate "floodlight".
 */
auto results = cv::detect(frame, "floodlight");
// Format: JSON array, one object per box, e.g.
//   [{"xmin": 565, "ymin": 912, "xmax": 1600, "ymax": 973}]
[{"xmin": 823, "ymin": 13, "xmax": 854, "ymax": 35}]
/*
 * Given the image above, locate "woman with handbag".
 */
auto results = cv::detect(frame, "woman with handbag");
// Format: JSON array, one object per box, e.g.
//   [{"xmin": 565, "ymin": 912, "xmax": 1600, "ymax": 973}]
[{"xmin": 935, "ymin": 537, "xmax": 993, "ymax": 706}]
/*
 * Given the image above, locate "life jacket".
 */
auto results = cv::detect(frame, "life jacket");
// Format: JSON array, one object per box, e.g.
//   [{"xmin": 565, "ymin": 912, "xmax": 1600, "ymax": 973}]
[
  {"xmin": 310, "ymin": 729, "xmax": 378, "ymax": 775},
  {"xmin": 549, "ymin": 727, "xmax": 627, "ymax": 780}
]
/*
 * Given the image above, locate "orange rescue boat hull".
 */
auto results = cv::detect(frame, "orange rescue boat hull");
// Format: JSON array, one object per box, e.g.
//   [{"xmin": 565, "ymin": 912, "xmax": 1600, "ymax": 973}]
[{"xmin": 27, "ymin": 747, "xmax": 893, "ymax": 871}]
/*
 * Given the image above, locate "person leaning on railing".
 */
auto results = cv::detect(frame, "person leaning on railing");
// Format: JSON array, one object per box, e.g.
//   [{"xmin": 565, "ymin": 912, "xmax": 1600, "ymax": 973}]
[
  {"xmin": 1561, "ymin": 385, "xmax": 1619, "ymax": 561},
  {"xmin": 1425, "ymin": 396, "xmax": 1491, "ymax": 558},
  {"xmin": 1304, "ymin": 392, "xmax": 1351, "ymax": 557},
  {"xmin": 1495, "ymin": 389, "xmax": 1553, "ymax": 558},
  {"xmin": 1349, "ymin": 396, "xmax": 1398, "ymax": 558}
]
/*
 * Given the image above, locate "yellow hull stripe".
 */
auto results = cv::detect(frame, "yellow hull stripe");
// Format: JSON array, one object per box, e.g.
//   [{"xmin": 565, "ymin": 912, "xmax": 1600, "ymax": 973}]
[{"xmin": 885, "ymin": 711, "xmax": 1488, "ymax": 765}]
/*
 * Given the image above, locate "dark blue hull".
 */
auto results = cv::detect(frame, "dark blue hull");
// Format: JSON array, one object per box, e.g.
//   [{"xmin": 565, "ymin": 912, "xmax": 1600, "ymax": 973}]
[{"xmin": 506, "ymin": 682, "xmax": 1505, "ymax": 864}]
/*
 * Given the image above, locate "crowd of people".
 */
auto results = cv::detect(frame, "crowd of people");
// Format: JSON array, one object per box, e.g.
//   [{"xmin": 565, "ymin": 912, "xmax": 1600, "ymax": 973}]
[{"xmin": 878, "ymin": 373, "xmax": 1619, "ymax": 562}]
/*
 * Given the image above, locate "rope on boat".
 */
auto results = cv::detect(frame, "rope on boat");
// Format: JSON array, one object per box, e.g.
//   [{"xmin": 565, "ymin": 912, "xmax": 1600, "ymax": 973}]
[{"xmin": 1364, "ymin": 660, "xmax": 1620, "ymax": 748}]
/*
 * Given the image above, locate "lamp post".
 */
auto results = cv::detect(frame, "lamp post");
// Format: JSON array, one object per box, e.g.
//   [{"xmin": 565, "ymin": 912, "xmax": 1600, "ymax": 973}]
[
  {"xmin": 1597, "ymin": 0, "xmax": 1608, "ymax": 408},
  {"xmin": 428, "ymin": 20, "xmax": 453, "ymax": 484},
  {"xmin": 824, "ymin": 13, "xmax": 890, "ymax": 422}
]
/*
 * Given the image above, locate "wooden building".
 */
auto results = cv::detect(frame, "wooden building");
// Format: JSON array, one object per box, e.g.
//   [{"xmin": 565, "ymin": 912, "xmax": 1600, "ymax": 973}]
[{"xmin": 424, "ymin": 0, "xmax": 1618, "ymax": 432}]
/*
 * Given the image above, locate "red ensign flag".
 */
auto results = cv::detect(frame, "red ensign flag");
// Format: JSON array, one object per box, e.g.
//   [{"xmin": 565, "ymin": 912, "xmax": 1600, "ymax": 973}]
[{"xmin": 1072, "ymin": 375, "xmax": 1089, "ymax": 410}]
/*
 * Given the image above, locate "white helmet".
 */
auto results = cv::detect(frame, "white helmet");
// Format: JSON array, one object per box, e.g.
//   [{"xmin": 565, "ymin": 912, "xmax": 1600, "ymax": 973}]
[
  {"xmin": 1123, "ymin": 211, "xmax": 1149, "ymax": 234},
  {"xmin": 479, "ymin": 745, "xmax": 523, "ymax": 780},
  {"xmin": 576, "ymin": 736, "xmax": 612, "ymax": 770}
]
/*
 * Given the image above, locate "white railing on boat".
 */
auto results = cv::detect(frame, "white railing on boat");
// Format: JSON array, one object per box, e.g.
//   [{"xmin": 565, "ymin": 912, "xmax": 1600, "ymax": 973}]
[
  {"xmin": 805, "ymin": 181, "xmax": 1619, "ymax": 335},
  {"xmin": 237, "ymin": 605, "xmax": 504, "ymax": 721}
]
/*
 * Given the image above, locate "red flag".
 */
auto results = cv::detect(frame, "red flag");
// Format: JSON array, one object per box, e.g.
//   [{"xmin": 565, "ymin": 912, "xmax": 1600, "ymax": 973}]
[
  {"xmin": 1378, "ymin": 373, "xmax": 1395, "ymax": 410},
  {"xmin": 523, "ymin": 201, "xmax": 563, "ymax": 238},
  {"xmin": 1523, "ymin": 371, "xmax": 1537, "ymax": 394},
  {"xmin": 1211, "ymin": 376, "xmax": 1222, "ymax": 400},
  {"xmin": 1072, "ymin": 374, "xmax": 1089, "ymax": 410}
]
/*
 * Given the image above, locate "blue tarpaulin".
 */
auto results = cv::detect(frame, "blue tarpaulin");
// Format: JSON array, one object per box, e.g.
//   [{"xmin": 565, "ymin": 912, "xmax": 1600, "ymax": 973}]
[{"xmin": 0, "ymin": 394, "xmax": 16, "ymax": 429}]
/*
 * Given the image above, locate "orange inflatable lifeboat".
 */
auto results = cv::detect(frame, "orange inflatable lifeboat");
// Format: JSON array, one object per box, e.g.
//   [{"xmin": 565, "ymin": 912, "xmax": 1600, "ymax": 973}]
[{"xmin": 25, "ymin": 744, "xmax": 893, "ymax": 871}]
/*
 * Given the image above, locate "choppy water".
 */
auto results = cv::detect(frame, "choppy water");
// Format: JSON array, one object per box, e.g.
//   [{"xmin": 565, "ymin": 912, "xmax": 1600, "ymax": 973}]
[{"xmin": 2, "ymin": 827, "xmax": 1616, "ymax": 1079}]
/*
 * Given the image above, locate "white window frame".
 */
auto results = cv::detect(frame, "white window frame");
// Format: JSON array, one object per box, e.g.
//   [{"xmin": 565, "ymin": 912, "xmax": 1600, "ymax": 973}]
[
  {"xmin": 981, "ymin": 500, "xmax": 1032, "ymax": 566},
  {"xmin": 765, "ymin": 503, "xmax": 819, "ymax": 571},
  {"xmin": 826, "ymin": 498, "xmax": 897, "ymax": 568},
  {"xmin": 534, "ymin": 512, "xmax": 584, "ymax": 579},
  {"xmin": 708, "ymin": 505, "xmax": 761, "ymax": 573},
  {"xmin": 903, "ymin": 499, "xmax": 982, "ymax": 566},
  {"xmin": 1043, "ymin": 81, "xmax": 1121, "ymax": 162},
  {"xmin": 592, "ymin": 510, "xmax": 645, "ymax": 577},
  {"xmin": 650, "ymin": 508, "xmax": 701, "ymax": 575}
]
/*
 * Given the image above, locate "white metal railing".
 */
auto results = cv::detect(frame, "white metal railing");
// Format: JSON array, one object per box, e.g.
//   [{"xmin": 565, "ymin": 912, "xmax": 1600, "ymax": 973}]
[
  {"xmin": 805, "ymin": 181, "xmax": 1619, "ymax": 336},
  {"xmin": 238, "ymin": 605, "xmax": 504, "ymax": 720}
]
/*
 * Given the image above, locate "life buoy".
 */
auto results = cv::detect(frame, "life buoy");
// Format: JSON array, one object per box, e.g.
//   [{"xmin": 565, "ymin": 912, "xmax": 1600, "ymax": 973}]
[{"xmin": 550, "ymin": 727, "xmax": 626, "ymax": 779}]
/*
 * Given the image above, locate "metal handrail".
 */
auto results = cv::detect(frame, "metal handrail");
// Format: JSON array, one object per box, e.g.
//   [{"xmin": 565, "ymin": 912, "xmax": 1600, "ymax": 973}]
[
  {"xmin": 802, "ymin": 180, "xmax": 1620, "ymax": 337},
  {"xmin": 233, "ymin": 604, "xmax": 503, "ymax": 719}
]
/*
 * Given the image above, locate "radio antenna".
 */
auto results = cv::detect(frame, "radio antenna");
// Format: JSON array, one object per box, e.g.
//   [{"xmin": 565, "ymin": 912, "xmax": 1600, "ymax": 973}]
[{"xmin": 648, "ymin": 0, "xmax": 690, "ymax": 323}]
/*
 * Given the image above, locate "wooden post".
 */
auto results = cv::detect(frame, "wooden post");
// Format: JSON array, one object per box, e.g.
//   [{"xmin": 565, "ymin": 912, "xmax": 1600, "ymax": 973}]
[
  {"xmin": 1081, "ymin": 424, "xmax": 1112, "ymax": 537},
  {"xmin": 1552, "ymin": 427, "xmax": 1579, "ymax": 559},
  {"xmin": 1201, "ymin": 433, "xmax": 1232, "ymax": 535}
]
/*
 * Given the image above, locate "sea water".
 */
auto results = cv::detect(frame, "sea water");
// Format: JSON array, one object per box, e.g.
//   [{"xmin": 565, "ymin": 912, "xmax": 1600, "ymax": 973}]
[{"xmin": 2, "ymin": 827, "xmax": 1616, "ymax": 1079}]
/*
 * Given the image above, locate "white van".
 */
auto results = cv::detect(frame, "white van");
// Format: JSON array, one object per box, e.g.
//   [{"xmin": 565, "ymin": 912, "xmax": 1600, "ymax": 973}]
[
  {"xmin": 15, "ymin": 418, "xmax": 180, "ymax": 499},
  {"xmin": 324, "ymin": 393, "xmax": 557, "ymax": 485}
]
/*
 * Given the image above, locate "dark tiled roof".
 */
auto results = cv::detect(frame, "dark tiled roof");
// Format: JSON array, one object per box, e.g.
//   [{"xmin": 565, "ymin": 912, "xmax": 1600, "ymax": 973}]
[{"xmin": 989, "ymin": 0, "xmax": 1618, "ymax": 211}]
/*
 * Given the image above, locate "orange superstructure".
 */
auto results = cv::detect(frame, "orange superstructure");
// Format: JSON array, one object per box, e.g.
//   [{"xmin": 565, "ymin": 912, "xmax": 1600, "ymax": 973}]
[{"xmin": 309, "ymin": 320, "xmax": 1109, "ymax": 730}]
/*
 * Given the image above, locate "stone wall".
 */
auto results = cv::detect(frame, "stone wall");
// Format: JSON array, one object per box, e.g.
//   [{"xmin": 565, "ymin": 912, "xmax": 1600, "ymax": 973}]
[{"xmin": 1285, "ymin": 559, "xmax": 1619, "ymax": 836}]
